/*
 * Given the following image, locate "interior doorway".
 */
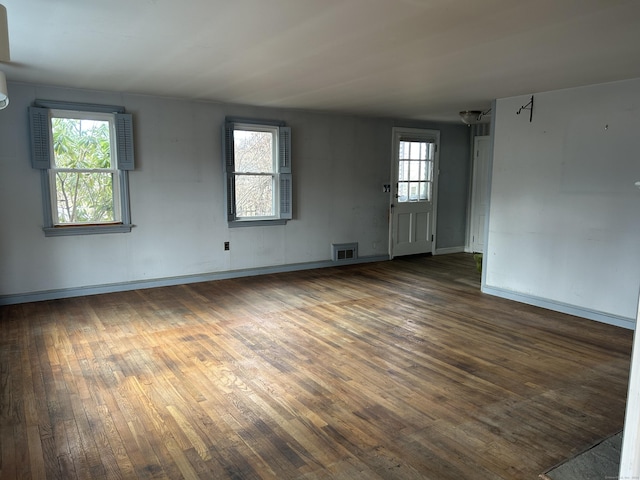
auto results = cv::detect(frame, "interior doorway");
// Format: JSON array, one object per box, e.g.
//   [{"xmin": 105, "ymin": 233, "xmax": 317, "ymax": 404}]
[{"xmin": 469, "ymin": 135, "xmax": 491, "ymax": 253}]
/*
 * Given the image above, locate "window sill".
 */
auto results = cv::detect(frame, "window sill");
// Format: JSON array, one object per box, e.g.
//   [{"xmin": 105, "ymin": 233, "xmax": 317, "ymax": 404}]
[
  {"xmin": 228, "ymin": 219, "xmax": 288, "ymax": 228},
  {"xmin": 43, "ymin": 224, "xmax": 133, "ymax": 237}
]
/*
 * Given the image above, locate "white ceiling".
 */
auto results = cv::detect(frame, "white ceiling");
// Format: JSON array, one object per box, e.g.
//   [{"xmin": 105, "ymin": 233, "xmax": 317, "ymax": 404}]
[{"xmin": 3, "ymin": 0, "xmax": 640, "ymax": 122}]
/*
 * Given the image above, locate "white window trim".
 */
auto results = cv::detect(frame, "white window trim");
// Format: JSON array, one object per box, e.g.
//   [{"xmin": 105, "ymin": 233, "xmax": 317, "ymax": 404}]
[
  {"xmin": 28, "ymin": 101, "xmax": 134, "ymax": 237},
  {"xmin": 233, "ymin": 123, "xmax": 279, "ymax": 221}
]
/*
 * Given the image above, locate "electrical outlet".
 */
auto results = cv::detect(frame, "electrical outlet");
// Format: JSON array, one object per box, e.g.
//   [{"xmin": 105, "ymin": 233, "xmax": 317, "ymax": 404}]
[{"xmin": 224, "ymin": 241, "xmax": 230, "ymax": 251}]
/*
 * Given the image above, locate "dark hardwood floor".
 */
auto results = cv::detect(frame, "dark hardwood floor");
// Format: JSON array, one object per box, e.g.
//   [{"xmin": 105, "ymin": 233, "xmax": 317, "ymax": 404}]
[{"xmin": 0, "ymin": 253, "xmax": 633, "ymax": 479}]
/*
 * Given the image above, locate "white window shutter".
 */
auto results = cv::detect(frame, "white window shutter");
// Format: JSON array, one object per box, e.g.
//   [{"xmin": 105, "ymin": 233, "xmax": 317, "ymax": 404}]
[
  {"xmin": 115, "ymin": 113, "xmax": 135, "ymax": 170},
  {"xmin": 28, "ymin": 107, "xmax": 51, "ymax": 169}
]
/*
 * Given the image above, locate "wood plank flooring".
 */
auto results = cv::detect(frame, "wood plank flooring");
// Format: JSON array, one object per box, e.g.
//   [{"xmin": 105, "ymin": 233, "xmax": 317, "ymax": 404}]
[{"xmin": 0, "ymin": 253, "xmax": 633, "ymax": 479}]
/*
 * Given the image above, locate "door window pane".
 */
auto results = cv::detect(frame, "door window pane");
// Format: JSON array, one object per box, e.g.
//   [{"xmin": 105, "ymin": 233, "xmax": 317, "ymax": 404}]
[
  {"xmin": 399, "ymin": 161, "xmax": 408, "ymax": 181},
  {"xmin": 409, "ymin": 182, "xmax": 419, "ymax": 201},
  {"xmin": 409, "ymin": 160, "xmax": 421, "ymax": 180},
  {"xmin": 398, "ymin": 182, "xmax": 409, "ymax": 202},
  {"xmin": 419, "ymin": 182, "xmax": 427, "ymax": 201},
  {"xmin": 399, "ymin": 141, "xmax": 408, "ymax": 160},
  {"xmin": 397, "ymin": 140, "xmax": 434, "ymax": 203},
  {"xmin": 423, "ymin": 161, "xmax": 432, "ymax": 181}
]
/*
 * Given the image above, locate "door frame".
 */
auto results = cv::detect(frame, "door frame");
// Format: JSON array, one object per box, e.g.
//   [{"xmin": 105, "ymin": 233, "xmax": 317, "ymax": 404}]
[
  {"xmin": 388, "ymin": 127, "xmax": 440, "ymax": 259},
  {"xmin": 467, "ymin": 135, "xmax": 491, "ymax": 253}
]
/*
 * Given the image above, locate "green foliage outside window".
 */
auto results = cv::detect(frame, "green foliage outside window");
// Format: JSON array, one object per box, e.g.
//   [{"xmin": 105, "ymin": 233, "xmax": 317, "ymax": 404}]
[{"xmin": 51, "ymin": 117, "xmax": 117, "ymax": 224}]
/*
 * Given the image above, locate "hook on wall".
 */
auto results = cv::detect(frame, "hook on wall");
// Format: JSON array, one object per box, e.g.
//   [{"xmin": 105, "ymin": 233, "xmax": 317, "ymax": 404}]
[{"xmin": 516, "ymin": 95, "xmax": 534, "ymax": 122}]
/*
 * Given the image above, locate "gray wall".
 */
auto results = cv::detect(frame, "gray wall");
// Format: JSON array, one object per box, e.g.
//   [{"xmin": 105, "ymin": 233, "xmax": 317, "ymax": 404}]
[
  {"xmin": 0, "ymin": 83, "xmax": 470, "ymax": 300},
  {"xmin": 485, "ymin": 78, "xmax": 640, "ymax": 326}
]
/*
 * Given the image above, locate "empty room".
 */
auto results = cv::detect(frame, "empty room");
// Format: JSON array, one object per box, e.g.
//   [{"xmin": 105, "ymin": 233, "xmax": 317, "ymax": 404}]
[{"xmin": 1, "ymin": 1, "xmax": 640, "ymax": 479}]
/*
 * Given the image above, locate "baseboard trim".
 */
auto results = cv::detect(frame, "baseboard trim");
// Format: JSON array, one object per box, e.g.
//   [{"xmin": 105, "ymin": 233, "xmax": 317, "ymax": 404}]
[
  {"xmin": 482, "ymin": 285, "xmax": 636, "ymax": 330},
  {"xmin": 434, "ymin": 246, "xmax": 466, "ymax": 255},
  {"xmin": 0, "ymin": 255, "xmax": 390, "ymax": 306}
]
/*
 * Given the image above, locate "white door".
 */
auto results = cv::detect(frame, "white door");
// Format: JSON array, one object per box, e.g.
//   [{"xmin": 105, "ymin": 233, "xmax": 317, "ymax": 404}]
[
  {"xmin": 389, "ymin": 128, "xmax": 439, "ymax": 258},
  {"xmin": 469, "ymin": 136, "xmax": 491, "ymax": 253}
]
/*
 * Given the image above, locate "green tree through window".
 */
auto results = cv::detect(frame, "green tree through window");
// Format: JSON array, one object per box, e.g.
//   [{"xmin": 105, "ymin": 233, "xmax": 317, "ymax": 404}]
[
  {"xmin": 28, "ymin": 101, "xmax": 134, "ymax": 236},
  {"xmin": 50, "ymin": 115, "xmax": 119, "ymax": 224}
]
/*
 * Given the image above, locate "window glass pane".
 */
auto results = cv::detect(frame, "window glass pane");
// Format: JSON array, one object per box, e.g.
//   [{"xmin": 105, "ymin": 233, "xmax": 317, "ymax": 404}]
[
  {"xmin": 405, "ymin": 142, "xmax": 413, "ymax": 159},
  {"xmin": 55, "ymin": 172, "xmax": 115, "ymax": 223},
  {"xmin": 410, "ymin": 141, "xmax": 423, "ymax": 160},
  {"xmin": 406, "ymin": 142, "xmax": 416, "ymax": 159},
  {"xmin": 409, "ymin": 160, "xmax": 422, "ymax": 181},
  {"xmin": 419, "ymin": 182, "xmax": 427, "ymax": 200},
  {"xmin": 234, "ymin": 130, "xmax": 274, "ymax": 173},
  {"xmin": 398, "ymin": 182, "xmax": 408, "ymax": 202},
  {"xmin": 51, "ymin": 117, "xmax": 112, "ymax": 169},
  {"xmin": 398, "ymin": 161, "xmax": 409, "ymax": 181},
  {"xmin": 235, "ymin": 175, "xmax": 274, "ymax": 217},
  {"xmin": 423, "ymin": 160, "xmax": 432, "ymax": 181},
  {"xmin": 399, "ymin": 141, "xmax": 409, "ymax": 160},
  {"xmin": 409, "ymin": 182, "xmax": 421, "ymax": 201},
  {"xmin": 426, "ymin": 143, "xmax": 435, "ymax": 160},
  {"xmin": 420, "ymin": 142, "xmax": 427, "ymax": 160}
]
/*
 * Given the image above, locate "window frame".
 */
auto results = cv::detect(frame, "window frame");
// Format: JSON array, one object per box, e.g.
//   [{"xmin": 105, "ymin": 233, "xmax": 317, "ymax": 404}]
[
  {"xmin": 223, "ymin": 118, "xmax": 292, "ymax": 227},
  {"xmin": 28, "ymin": 100, "xmax": 135, "ymax": 237},
  {"xmin": 396, "ymin": 136, "xmax": 435, "ymax": 204},
  {"xmin": 233, "ymin": 123, "xmax": 279, "ymax": 220}
]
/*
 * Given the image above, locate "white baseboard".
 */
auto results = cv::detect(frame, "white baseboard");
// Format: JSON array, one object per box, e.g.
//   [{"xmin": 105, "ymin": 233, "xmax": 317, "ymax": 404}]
[
  {"xmin": 0, "ymin": 255, "xmax": 390, "ymax": 306},
  {"xmin": 482, "ymin": 285, "xmax": 636, "ymax": 330}
]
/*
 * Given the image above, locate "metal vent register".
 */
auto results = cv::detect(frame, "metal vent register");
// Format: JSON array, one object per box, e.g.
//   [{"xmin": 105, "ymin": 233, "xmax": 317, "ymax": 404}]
[{"xmin": 331, "ymin": 243, "xmax": 358, "ymax": 262}]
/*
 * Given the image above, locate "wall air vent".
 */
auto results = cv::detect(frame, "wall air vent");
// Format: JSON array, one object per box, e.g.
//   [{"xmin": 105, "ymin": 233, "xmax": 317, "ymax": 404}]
[{"xmin": 331, "ymin": 243, "xmax": 358, "ymax": 262}]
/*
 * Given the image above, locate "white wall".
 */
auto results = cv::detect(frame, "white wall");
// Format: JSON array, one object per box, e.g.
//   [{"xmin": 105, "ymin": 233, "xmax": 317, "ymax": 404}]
[
  {"xmin": 0, "ymin": 83, "xmax": 470, "ymax": 301},
  {"xmin": 485, "ymin": 78, "xmax": 640, "ymax": 326}
]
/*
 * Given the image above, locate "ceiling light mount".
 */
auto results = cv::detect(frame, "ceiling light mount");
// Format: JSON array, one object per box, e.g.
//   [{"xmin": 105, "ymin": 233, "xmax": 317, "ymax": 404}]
[
  {"xmin": 0, "ymin": 71, "xmax": 8, "ymax": 109},
  {"xmin": 459, "ymin": 108, "xmax": 491, "ymax": 125}
]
